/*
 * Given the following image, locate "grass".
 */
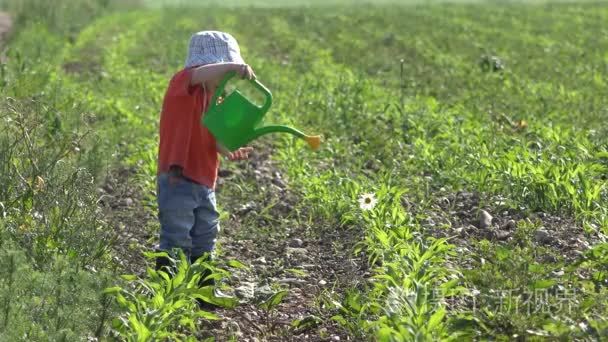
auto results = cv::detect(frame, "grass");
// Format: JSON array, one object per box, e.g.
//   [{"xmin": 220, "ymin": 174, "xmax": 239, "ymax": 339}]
[{"xmin": 0, "ymin": 0, "xmax": 607, "ymax": 340}]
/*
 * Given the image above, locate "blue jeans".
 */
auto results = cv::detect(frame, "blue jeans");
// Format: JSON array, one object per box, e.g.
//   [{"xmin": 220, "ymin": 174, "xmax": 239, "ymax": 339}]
[{"xmin": 157, "ymin": 173, "xmax": 220, "ymax": 258}]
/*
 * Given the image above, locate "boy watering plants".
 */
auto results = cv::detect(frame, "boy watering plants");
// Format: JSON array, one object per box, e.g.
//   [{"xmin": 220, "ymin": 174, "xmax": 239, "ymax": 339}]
[{"xmin": 155, "ymin": 31, "xmax": 254, "ymax": 289}]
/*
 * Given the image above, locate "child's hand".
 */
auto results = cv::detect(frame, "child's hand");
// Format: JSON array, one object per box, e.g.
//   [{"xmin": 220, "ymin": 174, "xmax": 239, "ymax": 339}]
[
  {"xmin": 227, "ymin": 146, "xmax": 253, "ymax": 161},
  {"xmin": 235, "ymin": 64, "xmax": 256, "ymax": 80},
  {"xmin": 191, "ymin": 63, "xmax": 256, "ymax": 87}
]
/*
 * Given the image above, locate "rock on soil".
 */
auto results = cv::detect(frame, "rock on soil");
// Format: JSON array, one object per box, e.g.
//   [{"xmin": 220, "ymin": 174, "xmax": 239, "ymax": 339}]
[{"xmin": 478, "ymin": 209, "xmax": 493, "ymax": 229}]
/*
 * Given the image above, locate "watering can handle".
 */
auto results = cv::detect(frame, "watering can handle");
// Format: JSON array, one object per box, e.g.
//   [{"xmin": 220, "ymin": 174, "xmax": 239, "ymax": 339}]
[
  {"xmin": 209, "ymin": 71, "xmax": 273, "ymax": 113},
  {"xmin": 251, "ymin": 77, "xmax": 273, "ymax": 113}
]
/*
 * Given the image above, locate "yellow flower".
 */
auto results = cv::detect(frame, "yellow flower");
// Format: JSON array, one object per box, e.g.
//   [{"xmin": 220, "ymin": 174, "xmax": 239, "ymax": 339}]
[{"xmin": 358, "ymin": 193, "xmax": 377, "ymax": 211}]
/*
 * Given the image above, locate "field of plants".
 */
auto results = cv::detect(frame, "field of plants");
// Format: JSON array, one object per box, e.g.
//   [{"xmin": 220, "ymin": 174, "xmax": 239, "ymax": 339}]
[{"xmin": 1, "ymin": 0, "xmax": 607, "ymax": 340}]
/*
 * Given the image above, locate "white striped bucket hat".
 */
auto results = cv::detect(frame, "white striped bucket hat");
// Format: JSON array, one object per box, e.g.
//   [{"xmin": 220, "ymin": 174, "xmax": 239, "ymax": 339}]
[{"xmin": 184, "ymin": 31, "xmax": 244, "ymax": 69}]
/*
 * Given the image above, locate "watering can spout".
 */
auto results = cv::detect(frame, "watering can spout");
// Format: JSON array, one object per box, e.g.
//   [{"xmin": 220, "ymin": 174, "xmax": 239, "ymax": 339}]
[
  {"xmin": 251, "ymin": 125, "xmax": 322, "ymax": 150},
  {"xmin": 304, "ymin": 135, "xmax": 321, "ymax": 150}
]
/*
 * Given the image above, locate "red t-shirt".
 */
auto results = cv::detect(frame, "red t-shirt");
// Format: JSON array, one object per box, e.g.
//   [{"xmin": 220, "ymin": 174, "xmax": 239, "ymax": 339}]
[{"xmin": 157, "ymin": 68, "xmax": 219, "ymax": 189}]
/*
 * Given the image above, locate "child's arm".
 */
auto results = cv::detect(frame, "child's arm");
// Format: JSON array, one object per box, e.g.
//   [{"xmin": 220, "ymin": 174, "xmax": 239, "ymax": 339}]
[
  {"xmin": 217, "ymin": 143, "xmax": 253, "ymax": 161},
  {"xmin": 190, "ymin": 63, "xmax": 256, "ymax": 86}
]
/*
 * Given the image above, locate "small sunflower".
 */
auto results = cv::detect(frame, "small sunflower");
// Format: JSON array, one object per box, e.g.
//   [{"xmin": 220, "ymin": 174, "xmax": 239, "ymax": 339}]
[{"xmin": 359, "ymin": 193, "xmax": 377, "ymax": 211}]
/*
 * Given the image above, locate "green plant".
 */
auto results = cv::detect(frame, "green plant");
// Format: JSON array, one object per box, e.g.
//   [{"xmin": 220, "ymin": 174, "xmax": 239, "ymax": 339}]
[
  {"xmin": 105, "ymin": 251, "xmax": 236, "ymax": 341},
  {"xmin": 256, "ymin": 289, "xmax": 290, "ymax": 336}
]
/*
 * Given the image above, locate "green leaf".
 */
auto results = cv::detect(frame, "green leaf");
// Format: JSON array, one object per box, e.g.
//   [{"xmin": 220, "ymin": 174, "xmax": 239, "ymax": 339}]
[
  {"xmin": 227, "ymin": 259, "xmax": 248, "ymax": 269},
  {"xmin": 345, "ymin": 292, "xmax": 362, "ymax": 312},
  {"xmin": 291, "ymin": 315, "xmax": 322, "ymax": 330},
  {"xmin": 194, "ymin": 310, "xmax": 220, "ymax": 320},
  {"xmin": 207, "ymin": 295, "xmax": 238, "ymax": 309},
  {"xmin": 151, "ymin": 293, "xmax": 165, "ymax": 308},
  {"xmin": 179, "ymin": 316, "xmax": 195, "ymax": 329},
  {"xmin": 103, "ymin": 286, "xmax": 122, "ymax": 294},
  {"xmin": 495, "ymin": 246, "xmax": 511, "ymax": 261},
  {"xmin": 440, "ymin": 278, "xmax": 459, "ymax": 291},
  {"xmin": 427, "ymin": 307, "xmax": 446, "ymax": 331},
  {"xmin": 128, "ymin": 314, "xmax": 151, "ymax": 340},
  {"xmin": 144, "ymin": 251, "xmax": 170, "ymax": 260},
  {"xmin": 194, "ymin": 287, "xmax": 238, "ymax": 309},
  {"xmin": 111, "ymin": 317, "xmax": 123, "ymax": 330},
  {"xmin": 595, "ymin": 151, "xmax": 608, "ymax": 159},
  {"xmin": 286, "ymin": 268, "xmax": 308, "ymax": 277},
  {"xmin": 331, "ymin": 315, "xmax": 347, "ymax": 325},
  {"xmin": 260, "ymin": 290, "xmax": 289, "ymax": 311},
  {"xmin": 377, "ymin": 327, "xmax": 394, "ymax": 342},
  {"xmin": 170, "ymin": 299, "xmax": 190, "ymax": 311},
  {"xmin": 115, "ymin": 293, "xmax": 128, "ymax": 307},
  {"xmin": 532, "ymin": 279, "xmax": 556, "ymax": 289},
  {"xmin": 121, "ymin": 274, "xmax": 137, "ymax": 281}
]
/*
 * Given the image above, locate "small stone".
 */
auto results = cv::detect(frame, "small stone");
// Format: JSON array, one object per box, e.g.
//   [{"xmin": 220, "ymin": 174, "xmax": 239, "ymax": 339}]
[
  {"xmin": 483, "ymin": 229, "xmax": 495, "ymax": 240},
  {"xmin": 534, "ymin": 229, "xmax": 554, "ymax": 245},
  {"xmin": 318, "ymin": 279, "xmax": 327, "ymax": 286},
  {"xmin": 256, "ymin": 284, "xmax": 274, "ymax": 297},
  {"xmin": 540, "ymin": 254, "xmax": 557, "ymax": 263},
  {"xmin": 237, "ymin": 202, "xmax": 256, "ymax": 215},
  {"xmin": 458, "ymin": 191, "xmax": 474, "ymax": 199},
  {"xmin": 254, "ymin": 256, "xmax": 267, "ymax": 264},
  {"xmin": 276, "ymin": 202, "xmax": 294, "ymax": 213},
  {"xmin": 278, "ymin": 278, "xmax": 306, "ymax": 286},
  {"xmin": 331, "ymin": 336, "xmax": 341, "ymax": 341},
  {"xmin": 272, "ymin": 172, "xmax": 287, "ymax": 188},
  {"xmin": 289, "ymin": 238, "xmax": 304, "ymax": 248},
  {"xmin": 503, "ymin": 220, "xmax": 517, "ymax": 230},
  {"xmin": 235, "ymin": 282, "xmax": 255, "ymax": 299},
  {"xmin": 286, "ymin": 247, "xmax": 308, "ymax": 256},
  {"xmin": 494, "ymin": 230, "xmax": 511, "ymax": 241},
  {"xmin": 123, "ymin": 198, "xmax": 133, "ymax": 206},
  {"xmin": 479, "ymin": 210, "xmax": 493, "ymax": 229}
]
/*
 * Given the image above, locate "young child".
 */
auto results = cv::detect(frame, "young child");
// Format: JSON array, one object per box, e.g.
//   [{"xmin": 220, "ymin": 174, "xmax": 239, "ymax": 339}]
[{"xmin": 155, "ymin": 31, "xmax": 255, "ymax": 274}]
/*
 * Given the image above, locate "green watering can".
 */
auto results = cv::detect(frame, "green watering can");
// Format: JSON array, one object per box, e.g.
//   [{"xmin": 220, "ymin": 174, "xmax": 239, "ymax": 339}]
[{"xmin": 202, "ymin": 72, "xmax": 321, "ymax": 152}]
